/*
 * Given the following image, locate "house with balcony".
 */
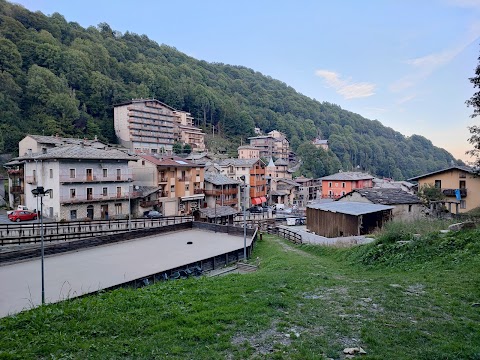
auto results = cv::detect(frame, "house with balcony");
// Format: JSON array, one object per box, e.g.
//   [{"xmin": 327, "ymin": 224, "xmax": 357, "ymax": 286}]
[
  {"xmin": 4, "ymin": 144, "xmax": 137, "ymax": 221},
  {"xmin": 293, "ymin": 176, "xmax": 322, "ymax": 208},
  {"xmin": 131, "ymin": 154, "xmax": 205, "ymax": 216},
  {"xmin": 248, "ymin": 130, "xmax": 290, "ymax": 161},
  {"xmin": 173, "ymin": 110, "xmax": 206, "ymax": 153},
  {"xmin": 408, "ymin": 165, "xmax": 479, "ymax": 213},
  {"xmin": 204, "ymin": 172, "xmax": 241, "ymax": 210},
  {"xmin": 271, "ymin": 178, "xmax": 300, "ymax": 207},
  {"xmin": 217, "ymin": 158, "xmax": 267, "ymax": 206},
  {"xmin": 320, "ymin": 171, "xmax": 374, "ymax": 199}
]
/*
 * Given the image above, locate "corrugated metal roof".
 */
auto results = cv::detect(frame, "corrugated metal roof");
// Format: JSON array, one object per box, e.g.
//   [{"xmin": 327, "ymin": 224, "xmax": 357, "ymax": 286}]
[{"xmin": 307, "ymin": 201, "xmax": 393, "ymax": 216}]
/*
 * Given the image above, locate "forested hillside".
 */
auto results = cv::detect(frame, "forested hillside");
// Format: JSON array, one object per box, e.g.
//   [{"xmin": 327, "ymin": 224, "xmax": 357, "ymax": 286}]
[{"xmin": 0, "ymin": 0, "xmax": 459, "ymax": 179}]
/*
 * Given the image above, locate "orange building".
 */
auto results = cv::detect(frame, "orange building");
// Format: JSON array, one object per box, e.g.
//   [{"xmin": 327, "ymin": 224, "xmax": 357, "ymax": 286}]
[{"xmin": 320, "ymin": 171, "xmax": 373, "ymax": 199}]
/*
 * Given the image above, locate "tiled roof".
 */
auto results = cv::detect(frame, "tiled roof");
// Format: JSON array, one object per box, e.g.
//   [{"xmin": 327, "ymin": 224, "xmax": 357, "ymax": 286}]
[
  {"xmin": 294, "ymin": 176, "xmax": 313, "ymax": 183},
  {"xmin": 204, "ymin": 172, "xmax": 241, "ymax": 186},
  {"xmin": 27, "ymin": 135, "xmax": 106, "ymax": 148},
  {"xmin": 276, "ymin": 178, "xmax": 300, "ymax": 187},
  {"xmin": 16, "ymin": 144, "xmax": 135, "ymax": 161},
  {"xmin": 218, "ymin": 158, "xmax": 263, "ymax": 167},
  {"xmin": 340, "ymin": 188, "xmax": 421, "ymax": 205},
  {"xmin": 238, "ymin": 145, "xmax": 258, "ymax": 150},
  {"xmin": 274, "ymin": 159, "xmax": 288, "ymax": 166},
  {"xmin": 140, "ymin": 155, "xmax": 200, "ymax": 167},
  {"xmin": 408, "ymin": 166, "xmax": 475, "ymax": 181},
  {"xmin": 320, "ymin": 171, "xmax": 374, "ymax": 181}
]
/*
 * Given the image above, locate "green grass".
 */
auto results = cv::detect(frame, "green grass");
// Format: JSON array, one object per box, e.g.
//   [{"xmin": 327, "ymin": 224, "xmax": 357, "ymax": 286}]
[{"xmin": 1, "ymin": 224, "xmax": 480, "ymax": 359}]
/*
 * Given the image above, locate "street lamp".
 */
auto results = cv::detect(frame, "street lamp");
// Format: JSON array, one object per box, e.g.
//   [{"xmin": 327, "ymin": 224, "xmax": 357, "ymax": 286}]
[
  {"xmin": 31, "ymin": 186, "xmax": 52, "ymax": 305},
  {"xmin": 240, "ymin": 175, "xmax": 247, "ymax": 261},
  {"xmin": 128, "ymin": 178, "xmax": 133, "ymax": 232}
]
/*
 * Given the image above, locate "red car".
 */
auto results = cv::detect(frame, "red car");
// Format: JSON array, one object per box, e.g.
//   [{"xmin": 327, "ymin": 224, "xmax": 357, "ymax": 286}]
[{"xmin": 8, "ymin": 210, "xmax": 38, "ymax": 222}]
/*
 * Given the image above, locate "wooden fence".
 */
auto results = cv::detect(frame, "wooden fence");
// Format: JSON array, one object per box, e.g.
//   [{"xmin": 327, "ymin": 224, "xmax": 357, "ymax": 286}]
[{"xmin": 0, "ymin": 216, "xmax": 193, "ymax": 246}]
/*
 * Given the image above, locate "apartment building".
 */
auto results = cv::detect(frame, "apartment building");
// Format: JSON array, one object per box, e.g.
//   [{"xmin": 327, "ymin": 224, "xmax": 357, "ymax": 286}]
[
  {"xmin": 5, "ymin": 144, "xmax": 136, "ymax": 221},
  {"xmin": 237, "ymin": 145, "xmax": 260, "ymax": 159},
  {"xmin": 132, "ymin": 155, "xmax": 205, "ymax": 216},
  {"xmin": 204, "ymin": 172, "xmax": 241, "ymax": 209},
  {"xmin": 114, "ymin": 99, "xmax": 176, "ymax": 154},
  {"xmin": 266, "ymin": 158, "xmax": 291, "ymax": 180},
  {"xmin": 173, "ymin": 110, "xmax": 206, "ymax": 153},
  {"xmin": 293, "ymin": 176, "xmax": 322, "ymax": 207},
  {"xmin": 217, "ymin": 158, "xmax": 267, "ymax": 206},
  {"xmin": 248, "ymin": 130, "xmax": 289, "ymax": 161},
  {"xmin": 320, "ymin": 171, "xmax": 374, "ymax": 199}
]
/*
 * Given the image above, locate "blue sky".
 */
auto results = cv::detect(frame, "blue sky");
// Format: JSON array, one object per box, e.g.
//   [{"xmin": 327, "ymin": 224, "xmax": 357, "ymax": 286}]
[{"xmin": 14, "ymin": 0, "xmax": 480, "ymax": 161}]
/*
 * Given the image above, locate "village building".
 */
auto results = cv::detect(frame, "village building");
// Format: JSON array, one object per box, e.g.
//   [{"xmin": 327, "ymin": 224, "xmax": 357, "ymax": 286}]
[
  {"xmin": 293, "ymin": 176, "xmax": 322, "ymax": 208},
  {"xmin": 237, "ymin": 145, "xmax": 260, "ymax": 159},
  {"xmin": 4, "ymin": 144, "xmax": 137, "ymax": 221},
  {"xmin": 312, "ymin": 138, "xmax": 329, "ymax": 150},
  {"xmin": 131, "ymin": 155, "xmax": 205, "ymax": 216},
  {"xmin": 306, "ymin": 202, "xmax": 393, "ymax": 237},
  {"xmin": 217, "ymin": 158, "xmax": 267, "ymax": 207},
  {"xmin": 113, "ymin": 99, "xmax": 205, "ymax": 155},
  {"xmin": 320, "ymin": 171, "xmax": 374, "ymax": 199},
  {"xmin": 336, "ymin": 188, "xmax": 425, "ymax": 221},
  {"xmin": 203, "ymin": 172, "xmax": 241, "ymax": 210},
  {"xmin": 248, "ymin": 130, "xmax": 290, "ymax": 161},
  {"xmin": 18, "ymin": 134, "xmax": 108, "ymax": 157},
  {"xmin": 271, "ymin": 178, "xmax": 300, "ymax": 207},
  {"xmin": 408, "ymin": 165, "xmax": 479, "ymax": 213}
]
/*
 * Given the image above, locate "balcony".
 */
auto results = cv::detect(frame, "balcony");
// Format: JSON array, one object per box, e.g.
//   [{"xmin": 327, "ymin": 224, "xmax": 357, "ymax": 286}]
[
  {"xmin": 10, "ymin": 186, "xmax": 24, "ymax": 194},
  {"xmin": 59, "ymin": 173, "xmax": 134, "ymax": 183},
  {"xmin": 177, "ymin": 175, "xmax": 191, "ymax": 182},
  {"xmin": 60, "ymin": 192, "xmax": 133, "ymax": 204},
  {"xmin": 442, "ymin": 188, "xmax": 467, "ymax": 198},
  {"xmin": 140, "ymin": 199, "xmax": 161, "ymax": 207}
]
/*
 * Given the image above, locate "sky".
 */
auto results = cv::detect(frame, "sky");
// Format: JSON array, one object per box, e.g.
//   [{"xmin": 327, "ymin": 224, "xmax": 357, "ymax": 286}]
[{"xmin": 13, "ymin": 0, "xmax": 480, "ymax": 162}]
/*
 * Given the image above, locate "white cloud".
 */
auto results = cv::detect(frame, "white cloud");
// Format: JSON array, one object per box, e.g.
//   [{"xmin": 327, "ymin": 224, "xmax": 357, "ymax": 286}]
[
  {"xmin": 396, "ymin": 94, "xmax": 416, "ymax": 105},
  {"xmin": 390, "ymin": 21, "xmax": 480, "ymax": 92},
  {"xmin": 446, "ymin": 0, "xmax": 480, "ymax": 9},
  {"xmin": 314, "ymin": 70, "xmax": 375, "ymax": 99}
]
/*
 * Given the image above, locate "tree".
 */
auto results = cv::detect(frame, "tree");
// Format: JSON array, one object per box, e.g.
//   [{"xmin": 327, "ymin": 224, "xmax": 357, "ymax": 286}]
[{"xmin": 466, "ymin": 48, "xmax": 480, "ymax": 168}]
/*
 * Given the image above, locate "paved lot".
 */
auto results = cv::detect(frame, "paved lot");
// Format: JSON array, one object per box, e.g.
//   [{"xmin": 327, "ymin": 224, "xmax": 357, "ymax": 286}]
[
  {"xmin": 279, "ymin": 225, "xmax": 374, "ymax": 246},
  {"xmin": 0, "ymin": 229, "xmax": 250, "ymax": 318}
]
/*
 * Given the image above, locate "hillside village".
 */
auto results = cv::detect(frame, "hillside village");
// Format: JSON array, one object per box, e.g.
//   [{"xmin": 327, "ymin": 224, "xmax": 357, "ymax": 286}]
[{"xmin": 3, "ymin": 98, "xmax": 479, "ymax": 236}]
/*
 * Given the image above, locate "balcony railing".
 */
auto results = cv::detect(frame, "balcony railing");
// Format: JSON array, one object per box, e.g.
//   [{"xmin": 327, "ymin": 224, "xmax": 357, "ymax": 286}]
[
  {"xmin": 203, "ymin": 188, "xmax": 238, "ymax": 196},
  {"xmin": 59, "ymin": 174, "xmax": 134, "ymax": 183},
  {"xmin": 60, "ymin": 192, "xmax": 134, "ymax": 204},
  {"xmin": 139, "ymin": 199, "xmax": 161, "ymax": 207},
  {"xmin": 10, "ymin": 186, "xmax": 24, "ymax": 194},
  {"xmin": 442, "ymin": 188, "xmax": 467, "ymax": 198},
  {"xmin": 177, "ymin": 175, "xmax": 191, "ymax": 182}
]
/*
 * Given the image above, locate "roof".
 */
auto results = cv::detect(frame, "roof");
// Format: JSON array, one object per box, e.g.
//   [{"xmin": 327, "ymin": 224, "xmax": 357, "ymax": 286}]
[
  {"xmin": 271, "ymin": 190, "xmax": 290, "ymax": 196},
  {"xmin": 320, "ymin": 171, "xmax": 374, "ymax": 181},
  {"xmin": 312, "ymin": 139, "xmax": 328, "ymax": 145},
  {"xmin": 198, "ymin": 206, "xmax": 240, "ymax": 218},
  {"xmin": 237, "ymin": 145, "xmax": 259, "ymax": 150},
  {"xmin": 339, "ymin": 188, "xmax": 421, "ymax": 205},
  {"xmin": 114, "ymin": 98, "xmax": 176, "ymax": 111},
  {"xmin": 276, "ymin": 178, "xmax": 300, "ymax": 187},
  {"xmin": 140, "ymin": 154, "xmax": 200, "ymax": 167},
  {"xmin": 274, "ymin": 158, "xmax": 289, "ymax": 166},
  {"xmin": 307, "ymin": 201, "xmax": 393, "ymax": 216},
  {"xmin": 218, "ymin": 158, "xmax": 264, "ymax": 167},
  {"xmin": 408, "ymin": 166, "xmax": 475, "ymax": 181},
  {"xmin": 16, "ymin": 144, "xmax": 136, "ymax": 161},
  {"xmin": 267, "ymin": 158, "xmax": 275, "ymax": 167},
  {"xmin": 204, "ymin": 172, "xmax": 241, "ymax": 186},
  {"xmin": 137, "ymin": 186, "xmax": 163, "ymax": 198},
  {"xmin": 294, "ymin": 176, "xmax": 313, "ymax": 183},
  {"xmin": 25, "ymin": 135, "xmax": 106, "ymax": 148}
]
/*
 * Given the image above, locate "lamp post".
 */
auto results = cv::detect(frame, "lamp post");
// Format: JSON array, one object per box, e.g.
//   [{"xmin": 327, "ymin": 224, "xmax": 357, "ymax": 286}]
[
  {"xmin": 240, "ymin": 175, "xmax": 247, "ymax": 261},
  {"xmin": 128, "ymin": 178, "xmax": 133, "ymax": 232},
  {"xmin": 31, "ymin": 186, "xmax": 51, "ymax": 305}
]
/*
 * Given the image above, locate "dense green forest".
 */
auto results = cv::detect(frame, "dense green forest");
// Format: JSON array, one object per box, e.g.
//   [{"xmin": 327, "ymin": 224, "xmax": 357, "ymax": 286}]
[{"xmin": 0, "ymin": 0, "xmax": 460, "ymax": 179}]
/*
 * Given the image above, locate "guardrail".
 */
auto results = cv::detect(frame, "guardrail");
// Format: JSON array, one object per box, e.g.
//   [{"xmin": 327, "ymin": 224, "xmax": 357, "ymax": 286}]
[{"xmin": 0, "ymin": 216, "xmax": 193, "ymax": 246}]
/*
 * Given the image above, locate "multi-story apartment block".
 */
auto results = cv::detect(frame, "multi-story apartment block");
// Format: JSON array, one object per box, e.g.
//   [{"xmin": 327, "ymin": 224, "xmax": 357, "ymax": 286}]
[
  {"xmin": 248, "ymin": 130, "xmax": 289, "ymax": 160},
  {"xmin": 173, "ymin": 110, "xmax": 206, "ymax": 153},
  {"xmin": 294, "ymin": 176, "xmax": 322, "ymax": 207},
  {"xmin": 132, "ymin": 155, "xmax": 205, "ymax": 216},
  {"xmin": 217, "ymin": 158, "xmax": 266, "ymax": 206},
  {"xmin": 4, "ymin": 144, "xmax": 136, "ymax": 221},
  {"xmin": 204, "ymin": 172, "xmax": 241, "ymax": 209},
  {"xmin": 114, "ymin": 99, "xmax": 176, "ymax": 154},
  {"xmin": 320, "ymin": 171, "xmax": 374, "ymax": 199},
  {"xmin": 237, "ymin": 145, "xmax": 260, "ymax": 159}
]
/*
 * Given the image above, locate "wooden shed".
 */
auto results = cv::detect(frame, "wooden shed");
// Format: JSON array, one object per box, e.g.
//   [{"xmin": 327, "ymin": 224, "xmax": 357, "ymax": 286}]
[{"xmin": 306, "ymin": 202, "xmax": 393, "ymax": 237}]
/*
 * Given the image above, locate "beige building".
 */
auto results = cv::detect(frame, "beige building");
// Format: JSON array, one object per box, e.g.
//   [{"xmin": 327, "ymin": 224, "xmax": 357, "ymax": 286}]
[
  {"xmin": 132, "ymin": 155, "xmax": 205, "ymax": 216},
  {"xmin": 408, "ymin": 166, "xmax": 479, "ymax": 213},
  {"xmin": 19, "ymin": 134, "xmax": 107, "ymax": 157},
  {"xmin": 203, "ymin": 172, "xmax": 241, "ymax": 209},
  {"xmin": 248, "ymin": 130, "xmax": 289, "ymax": 161},
  {"xmin": 237, "ymin": 145, "xmax": 260, "ymax": 159},
  {"xmin": 173, "ymin": 110, "xmax": 205, "ymax": 153}
]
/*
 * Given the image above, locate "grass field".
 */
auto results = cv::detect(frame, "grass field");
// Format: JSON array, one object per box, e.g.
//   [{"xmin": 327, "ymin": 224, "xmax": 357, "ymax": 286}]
[{"xmin": 1, "ymin": 223, "xmax": 479, "ymax": 359}]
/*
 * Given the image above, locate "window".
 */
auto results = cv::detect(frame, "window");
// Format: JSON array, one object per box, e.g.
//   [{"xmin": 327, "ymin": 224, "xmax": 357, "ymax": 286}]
[
  {"xmin": 69, "ymin": 169, "xmax": 76, "ymax": 178},
  {"xmin": 328, "ymin": 190, "xmax": 333, "ymax": 196},
  {"xmin": 49, "ymin": 189, "xmax": 53, "ymax": 198},
  {"xmin": 116, "ymin": 169, "xmax": 121, "ymax": 181},
  {"xmin": 408, "ymin": 205, "xmax": 412, "ymax": 212},
  {"xmin": 460, "ymin": 200, "xmax": 466, "ymax": 209},
  {"xmin": 32, "ymin": 169, "xmax": 36, "ymax": 182},
  {"xmin": 342, "ymin": 182, "xmax": 346, "ymax": 188},
  {"xmin": 328, "ymin": 182, "xmax": 332, "ymax": 188},
  {"xmin": 142, "ymin": 161, "xmax": 145, "ymax": 166},
  {"xmin": 185, "ymin": 183, "xmax": 189, "ymax": 191},
  {"xmin": 459, "ymin": 173, "xmax": 466, "ymax": 179},
  {"xmin": 115, "ymin": 203, "xmax": 122, "ymax": 215},
  {"xmin": 70, "ymin": 189, "xmax": 76, "ymax": 199},
  {"xmin": 49, "ymin": 169, "xmax": 53, "ymax": 178},
  {"xmin": 341, "ymin": 191, "xmax": 346, "ymax": 196},
  {"xmin": 70, "ymin": 210, "xmax": 77, "ymax": 220},
  {"xmin": 116, "ymin": 187, "xmax": 122, "ymax": 198},
  {"xmin": 170, "ymin": 185, "xmax": 175, "ymax": 193},
  {"xmin": 151, "ymin": 149, "xmax": 157, "ymax": 154},
  {"xmin": 103, "ymin": 169, "xmax": 108, "ymax": 178},
  {"xmin": 103, "ymin": 187, "xmax": 108, "ymax": 196},
  {"xmin": 434, "ymin": 180, "xmax": 441, "ymax": 188}
]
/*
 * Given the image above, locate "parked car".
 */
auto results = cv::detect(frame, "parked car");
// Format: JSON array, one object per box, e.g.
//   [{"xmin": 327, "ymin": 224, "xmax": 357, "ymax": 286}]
[
  {"xmin": 262, "ymin": 205, "xmax": 276, "ymax": 214},
  {"xmin": 144, "ymin": 210, "xmax": 163, "ymax": 219},
  {"xmin": 8, "ymin": 210, "xmax": 38, "ymax": 222},
  {"xmin": 248, "ymin": 206, "xmax": 264, "ymax": 213},
  {"xmin": 7, "ymin": 205, "xmax": 29, "ymax": 216}
]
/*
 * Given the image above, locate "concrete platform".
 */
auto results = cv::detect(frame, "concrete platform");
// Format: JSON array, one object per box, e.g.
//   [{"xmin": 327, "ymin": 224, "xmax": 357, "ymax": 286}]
[{"xmin": 0, "ymin": 228, "xmax": 250, "ymax": 318}]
